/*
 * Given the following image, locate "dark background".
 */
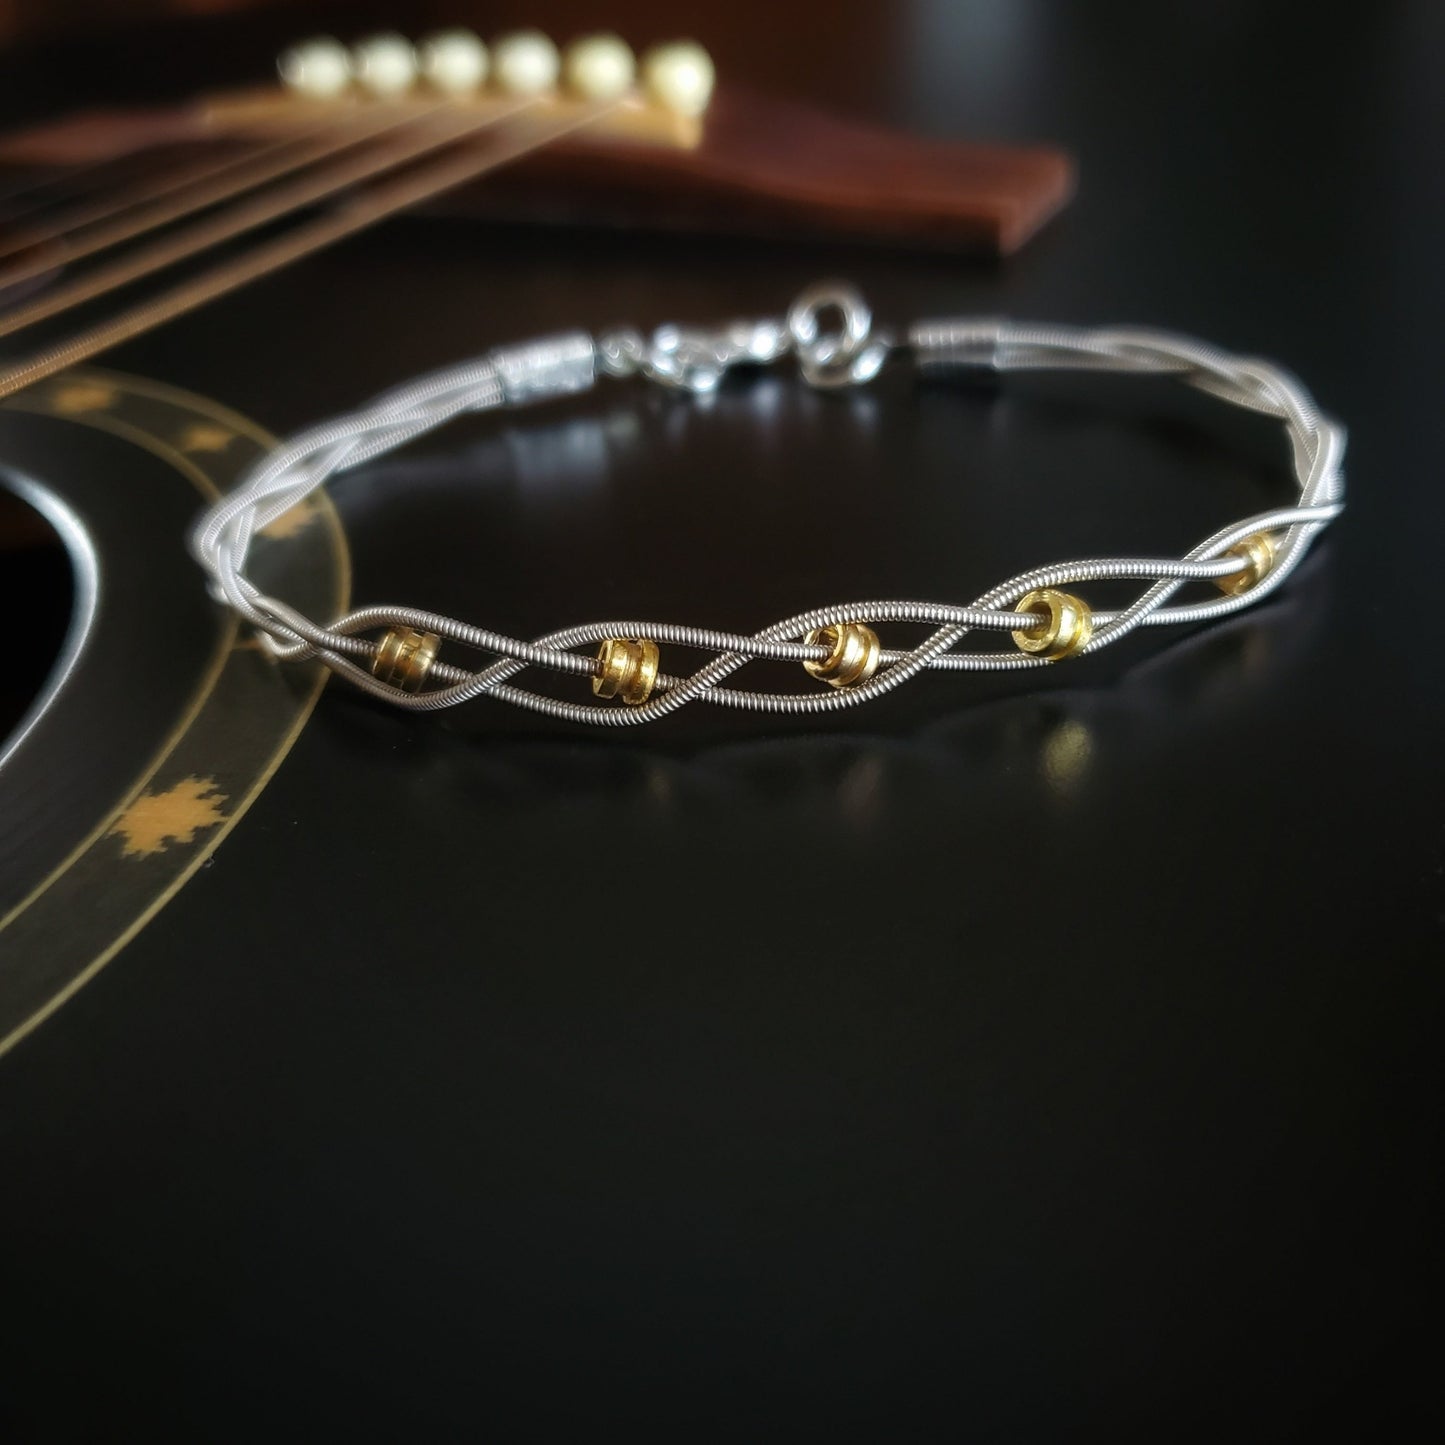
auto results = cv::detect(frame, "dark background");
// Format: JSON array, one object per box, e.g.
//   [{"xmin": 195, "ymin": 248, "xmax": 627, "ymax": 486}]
[{"xmin": 1, "ymin": 2, "xmax": 1442, "ymax": 1438}]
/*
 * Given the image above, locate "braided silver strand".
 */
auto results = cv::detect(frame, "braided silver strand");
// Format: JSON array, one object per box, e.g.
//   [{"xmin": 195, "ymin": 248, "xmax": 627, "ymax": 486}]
[{"xmin": 190, "ymin": 281, "xmax": 1345, "ymax": 725}]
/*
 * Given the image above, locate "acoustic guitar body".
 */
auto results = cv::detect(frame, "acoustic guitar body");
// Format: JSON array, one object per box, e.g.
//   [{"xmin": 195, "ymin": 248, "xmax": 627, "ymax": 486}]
[{"xmin": 0, "ymin": 371, "xmax": 346, "ymax": 1051}]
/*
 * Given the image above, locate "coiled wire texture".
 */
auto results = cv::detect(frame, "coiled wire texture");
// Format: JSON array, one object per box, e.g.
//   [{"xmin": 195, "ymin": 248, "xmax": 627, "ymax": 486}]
[{"xmin": 190, "ymin": 302, "xmax": 1345, "ymax": 726}]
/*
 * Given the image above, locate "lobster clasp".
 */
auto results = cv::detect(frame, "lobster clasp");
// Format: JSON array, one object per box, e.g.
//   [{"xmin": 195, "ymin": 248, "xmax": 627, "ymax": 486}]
[
  {"xmin": 600, "ymin": 280, "xmax": 891, "ymax": 395},
  {"xmin": 644, "ymin": 317, "xmax": 791, "ymax": 394}
]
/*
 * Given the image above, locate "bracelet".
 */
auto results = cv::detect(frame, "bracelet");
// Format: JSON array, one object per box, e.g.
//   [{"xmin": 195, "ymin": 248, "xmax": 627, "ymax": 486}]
[{"xmin": 190, "ymin": 281, "xmax": 1345, "ymax": 726}]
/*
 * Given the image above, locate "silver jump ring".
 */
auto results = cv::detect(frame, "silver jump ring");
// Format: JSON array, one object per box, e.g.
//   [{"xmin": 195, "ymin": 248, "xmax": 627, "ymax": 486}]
[{"xmin": 787, "ymin": 279, "xmax": 891, "ymax": 388}]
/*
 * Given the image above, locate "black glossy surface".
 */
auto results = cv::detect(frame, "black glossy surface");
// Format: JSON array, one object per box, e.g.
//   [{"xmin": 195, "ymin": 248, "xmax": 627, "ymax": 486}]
[{"xmin": 1, "ymin": 3, "xmax": 1442, "ymax": 1438}]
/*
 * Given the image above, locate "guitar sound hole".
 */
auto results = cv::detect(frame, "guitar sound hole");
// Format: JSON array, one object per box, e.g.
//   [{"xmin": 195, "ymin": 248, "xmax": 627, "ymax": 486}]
[{"xmin": 0, "ymin": 486, "xmax": 74, "ymax": 744}]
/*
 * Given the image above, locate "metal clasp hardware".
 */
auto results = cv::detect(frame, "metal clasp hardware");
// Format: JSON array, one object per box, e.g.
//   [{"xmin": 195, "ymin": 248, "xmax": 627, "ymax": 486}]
[
  {"xmin": 786, "ymin": 280, "xmax": 891, "ymax": 389},
  {"xmin": 598, "ymin": 280, "xmax": 892, "ymax": 396},
  {"xmin": 644, "ymin": 317, "xmax": 791, "ymax": 394}
]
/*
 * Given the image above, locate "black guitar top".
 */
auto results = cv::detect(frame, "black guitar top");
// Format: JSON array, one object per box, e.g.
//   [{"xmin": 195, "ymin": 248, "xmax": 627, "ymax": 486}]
[{"xmin": 0, "ymin": 3, "xmax": 1441, "ymax": 1438}]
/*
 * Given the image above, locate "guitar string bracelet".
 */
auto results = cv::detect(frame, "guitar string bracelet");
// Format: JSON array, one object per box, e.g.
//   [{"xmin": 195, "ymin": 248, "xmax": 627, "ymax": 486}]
[{"xmin": 190, "ymin": 281, "xmax": 1345, "ymax": 726}]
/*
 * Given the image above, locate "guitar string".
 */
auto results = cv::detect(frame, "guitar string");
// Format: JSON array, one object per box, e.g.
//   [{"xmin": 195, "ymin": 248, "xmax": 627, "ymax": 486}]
[
  {"xmin": 188, "ymin": 290, "xmax": 1343, "ymax": 725},
  {"xmin": 0, "ymin": 102, "xmax": 540, "ymax": 340},
  {"xmin": 0, "ymin": 101, "xmax": 617, "ymax": 401},
  {"xmin": 0, "ymin": 102, "xmax": 452, "ymax": 288},
  {"xmin": 0, "ymin": 128, "xmax": 336, "ymax": 265}
]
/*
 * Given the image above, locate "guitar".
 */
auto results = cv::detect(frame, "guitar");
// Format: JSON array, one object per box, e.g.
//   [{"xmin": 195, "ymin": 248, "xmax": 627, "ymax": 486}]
[
  {"xmin": 0, "ymin": 20, "xmax": 1074, "ymax": 1050},
  {"xmin": 0, "ymin": 27, "xmax": 1072, "ymax": 397}
]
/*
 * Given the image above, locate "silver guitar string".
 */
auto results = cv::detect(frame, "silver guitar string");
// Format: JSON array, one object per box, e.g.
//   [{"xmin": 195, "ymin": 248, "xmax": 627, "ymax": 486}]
[{"xmin": 190, "ymin": 281, "xmax": 1345, "ymax": 725}]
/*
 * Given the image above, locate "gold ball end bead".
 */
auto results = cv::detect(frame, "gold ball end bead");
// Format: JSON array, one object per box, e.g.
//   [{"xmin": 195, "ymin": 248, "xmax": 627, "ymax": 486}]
[
  {"xmin": 1011, "ymin": 589, "xmax": 1094, "ymax": 660},
  {"xmin": 593, "ymin": 638, "xmax": 660, "ymax": 706},
  {"xmin": 371, "ymin": 627, "xmax": 440, "ymax": 692},
  {"xmin": 803, "ymin": 622, "xmax": 883, "ymax": 689},
  {"xmin": 1214, "ymin": 532, "xmax": 1278, "ymax": 595}
]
